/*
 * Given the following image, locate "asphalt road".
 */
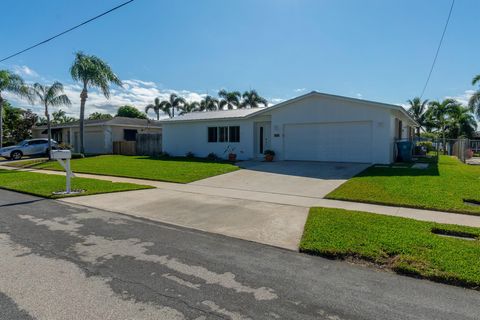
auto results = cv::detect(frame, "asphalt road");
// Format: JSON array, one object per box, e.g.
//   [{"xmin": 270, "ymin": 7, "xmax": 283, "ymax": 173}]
[{"xmin": 0, "ymin": 189, "xmax": 479, "ymax": 320}]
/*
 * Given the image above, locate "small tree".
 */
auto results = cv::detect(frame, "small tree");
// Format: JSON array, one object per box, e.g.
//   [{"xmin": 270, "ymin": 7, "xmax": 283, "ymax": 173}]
[
  {"xmin": 218, "ymin": 90, "xmax": 241, "ymax": 110},
  {"xmin": 32, "ymin": 82, "xmax": 71, "ymax": 159},
  {"xmin": 116, "ymin": 105, "xmax": 147, "ymax": 119},
  {"xmin": 407, "ymin": 97, "xmax": 429, "ymax": 136},
  {"xmin": 88, "ymin": 112, "xmax": 113, "ymax": 120},
  {"xmin": 469, "ymin": 74, "xmax": 480, "ymax": 118},
  {"xmin": 145, "ymin": 97, "xmax": 162, "ymax": 120},
  {"xmin": 0, "ymin": 70, "xmax": 32, "ymax": 147},
  {"xmin": 240, "ymin": 90, "xmax": 268, "ymax": 109},
  {"xmin": 70, "ymin": 52, "xmax": 122, "ymax": 154},
  {"xmin": 159, "ymin": 94, "xmax": 186, "ymax": 118}
]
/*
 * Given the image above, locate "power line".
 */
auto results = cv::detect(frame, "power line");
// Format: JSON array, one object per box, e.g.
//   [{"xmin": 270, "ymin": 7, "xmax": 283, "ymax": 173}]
[
  {"xmin": 0, "ymin": 0, "xmax": 134, "ymax": 63},
  {"xmin": 419, "ymin": 0, "xmax": 455, "ymax": 99}
]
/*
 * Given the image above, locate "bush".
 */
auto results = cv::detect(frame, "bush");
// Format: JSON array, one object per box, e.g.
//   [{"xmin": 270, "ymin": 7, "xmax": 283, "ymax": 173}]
[
  {"xmin": 206, "ymin": 152, "xmax": 219, "ymax": 161},
  {"xmin": 57, "ymin": 143, "xmax": 72, "ymax": 150},
  {"xmin": 264, "ymin": 149, "xmax": 275, "ymax": 156},
  {"xmin": 186, "ymin": 151, "xmax": 195, "ymax": 158},
  {"xmin": 417, "ymin": 141, "xmax": 434, "ymax": 152}
]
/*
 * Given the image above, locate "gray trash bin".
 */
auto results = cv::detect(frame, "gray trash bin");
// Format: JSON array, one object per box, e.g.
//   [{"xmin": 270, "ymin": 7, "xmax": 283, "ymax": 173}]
[{"xmin": 396, "ymin": 141, "xmax": 413, "ymax": 162}]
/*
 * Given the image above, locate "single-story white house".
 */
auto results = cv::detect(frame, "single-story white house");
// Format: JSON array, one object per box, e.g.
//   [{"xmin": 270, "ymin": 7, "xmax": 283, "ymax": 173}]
[
  {"xmin": 160, "ymin": 91, "xmax": 418, "ymax": 164},
  {"xmin": 32, "ymin": 117, "xmax": 162, "ymax": 154}
]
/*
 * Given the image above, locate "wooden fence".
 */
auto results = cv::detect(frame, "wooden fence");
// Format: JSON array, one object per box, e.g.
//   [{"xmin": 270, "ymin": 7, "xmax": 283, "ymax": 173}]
[
  {"xmin": 136, "ymin": 133, "xmax": 162, "ymax": 156},
  {"xmin": 113, "ymin": 141, "xmax": 136, "ymax": 155}
]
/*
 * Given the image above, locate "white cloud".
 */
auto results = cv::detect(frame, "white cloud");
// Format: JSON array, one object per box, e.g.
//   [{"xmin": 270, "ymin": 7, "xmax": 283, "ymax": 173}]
[
  {"xmin": 294, "ymin": 88, "xmax": 306, "ymax": 93},
  {"xmin": 12, "ymin": 65, "xmax": 38, "ymax": 78},
  {"xmin": 5, "ymin": 76, "xmax": 213, "ymax": 120},
  {"xmin": 445, "ymin": 89, "xmax": 475, "ymax": 106},
  {"xmin": 355, "ymin": 93, "xmax": 363, "ymax": 99}
]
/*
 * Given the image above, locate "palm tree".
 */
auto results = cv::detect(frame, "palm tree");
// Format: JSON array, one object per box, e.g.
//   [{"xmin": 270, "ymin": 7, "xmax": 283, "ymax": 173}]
[
  {"xmin": 179, "ymin": 101, "xmax": 200, "ymax": 115},
  {"xmin": 32, "ymin": 82, "xmax": 71, "ymax": 159},
  {"xmin": 448, "ymin": 104, "xmax": 477, "ymax": 138},
  {"xmin": 407, "ymin": 97, "xmax": 429, "ymax": 136},
  {"xmin": 468, "ymin": 74, "xmax": 480, "ymax": 118},
  {"xmin": 426, "ymin": 99, "xmax": 460, "ymax": 154},
  {"xmin": 159, "ymin": 93, "xmax": 186, "ymax": 118},
  {"xmin": 0, "ymin": 70, "xmax": 32, "ymax": 147},
  {"xmin": 199, "ymin": 96, "xmax": 219, "ymax": 111},
  {"xmin": 70, "ymin": 52, "xmax": 122, "ymax": 154},
  {"xmin": 240, "ymin": 90, "xmax": 268, "ymax": 109},
  {"xmin": 218, "ymin": 90, "xmax": 241, "ymax": 110},
  {"xmin": 145, "ymin": 97, "xmax": 162, "ymax": 120}
]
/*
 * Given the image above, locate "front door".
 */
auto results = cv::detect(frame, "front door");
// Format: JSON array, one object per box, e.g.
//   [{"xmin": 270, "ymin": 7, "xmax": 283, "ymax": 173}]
[{"xmin": 255, "ymin": 122, "xmax": 271, "ymax": 158}]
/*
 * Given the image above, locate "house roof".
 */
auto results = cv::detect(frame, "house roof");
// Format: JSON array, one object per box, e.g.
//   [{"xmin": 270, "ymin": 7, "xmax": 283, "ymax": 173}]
[
  {"xmin": 34, "ymin": 117, "xmax": 162, "ymax": 130},
  {"xmin": 160, "ymin": 91, "xmax": 419, "ymax": 126}
]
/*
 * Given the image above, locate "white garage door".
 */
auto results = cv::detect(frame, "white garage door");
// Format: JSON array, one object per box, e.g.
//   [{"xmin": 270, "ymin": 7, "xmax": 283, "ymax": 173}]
[{"xmin": 284, "ymin": 122, "xmax": 373, "ymax": 163}]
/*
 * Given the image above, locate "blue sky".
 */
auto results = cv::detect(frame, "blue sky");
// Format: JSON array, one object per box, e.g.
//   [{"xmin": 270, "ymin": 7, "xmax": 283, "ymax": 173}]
[{"xmin": 1, "ymin": 0, "xmax": 479, "ymax": 118}]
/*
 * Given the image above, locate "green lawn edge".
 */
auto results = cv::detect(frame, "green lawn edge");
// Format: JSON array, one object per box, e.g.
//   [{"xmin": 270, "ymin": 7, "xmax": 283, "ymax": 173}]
[
  {"xmin": 0, "ymin": 169, "xmax": 153, "ymax": 199},
  {"xmin": 300, "ymin": 207, "xmax": 480, "ymax": 290},
  {"xmin": 325, "ymin": 156, "xmax": 480, "ymax": 216},
  {"xmin": 26, "ymin": 155, "xmax": 240, "ymax": 184}
]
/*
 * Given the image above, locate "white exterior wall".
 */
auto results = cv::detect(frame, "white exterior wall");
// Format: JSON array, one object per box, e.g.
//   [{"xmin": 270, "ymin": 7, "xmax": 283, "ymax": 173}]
[
  {"xmin": 268, "ymin": 95, "xmax": 393, "ymax": 164},
  {"xmin": 163, "ymin": 120, "xmax": 254, "ymax": 160}
]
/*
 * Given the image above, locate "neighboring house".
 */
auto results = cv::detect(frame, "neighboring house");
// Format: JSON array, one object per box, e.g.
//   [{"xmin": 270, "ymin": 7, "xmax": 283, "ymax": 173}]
[
  {"xmin": 32, "ymin": 117, "xmax": 162, "ymax": 154},
  {"xmin": 161, "ymin": 91, "xmax": 418, "ymax": 164}
]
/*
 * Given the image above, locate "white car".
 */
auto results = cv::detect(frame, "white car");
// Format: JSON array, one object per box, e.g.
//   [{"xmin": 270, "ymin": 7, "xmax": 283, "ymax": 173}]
[{"xmin": 0, "ymin": 138, "xmax": 58, "ymax": 160}]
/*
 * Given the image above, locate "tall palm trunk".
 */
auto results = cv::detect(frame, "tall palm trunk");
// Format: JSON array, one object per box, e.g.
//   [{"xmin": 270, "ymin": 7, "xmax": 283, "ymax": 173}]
[
  {"xmin": 79, "ymin": 85, "xmax": 88, "ymax": 154},
  {"xmin": 0, "ymin": 95, "xmax": 3, "ymax": 148},
  {"xmin": 45, "ymin": 103, "xmax": 52, "ymax": 160}
]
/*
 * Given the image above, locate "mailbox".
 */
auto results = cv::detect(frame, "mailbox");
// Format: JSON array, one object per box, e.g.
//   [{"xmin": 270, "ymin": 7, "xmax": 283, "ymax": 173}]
[
  {"xmin": 51, "ymin": 150, "xmax": 72, "ymax": 159},
  {"xmin": 50, "ymin": 150, "xmax": 78, "ymax": 195}
]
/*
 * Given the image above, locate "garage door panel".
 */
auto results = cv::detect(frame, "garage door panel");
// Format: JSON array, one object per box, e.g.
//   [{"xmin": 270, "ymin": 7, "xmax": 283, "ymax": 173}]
[{"xmin": 284, "ymin": 122, "xmax": 372, "ymax": 163}]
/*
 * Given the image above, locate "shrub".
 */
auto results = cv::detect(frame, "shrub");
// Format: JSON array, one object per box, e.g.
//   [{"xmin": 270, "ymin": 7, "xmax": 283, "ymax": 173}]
[
  {"xmin": 417, "ymin": 141, "xmax": 434, "ymax": 152},
  {"xmin": 206, "ymin": 152, "xmax": 218, "ymax": 161},
  {"xmin": 186, "ymin": 151, "xmax": 195, "ymax": 158},
  {"xmin": 264, "ymin": 149, "xmax": 275, "ymax": 156}
]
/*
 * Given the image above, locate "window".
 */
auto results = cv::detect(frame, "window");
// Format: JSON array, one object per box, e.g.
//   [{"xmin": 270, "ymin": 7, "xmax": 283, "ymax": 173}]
[
  {"xmin": 124, "ymin": 129, "xmax": 137, "ymax": 141},
  {"xmin": 229, "ymin": 126, "xmax": 240, "ymax": 142},
  {"xmin": 208, "ymin": 127, "xmax": 218, "ymax": 142},
  {"xmin": 397, "ymin": 120, "xmax": 402, "ymax": 139},
  {"xmin": 219, "ymin": 126, "xmax": 228, "ymax": 142}
]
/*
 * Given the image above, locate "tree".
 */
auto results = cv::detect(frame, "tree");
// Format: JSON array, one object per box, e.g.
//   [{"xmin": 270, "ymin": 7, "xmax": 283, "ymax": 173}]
[
  {"xmin": 0, "ymin": 70, "xmax": 32, "ymax": 147},
  {"xmin": 447, "ymin": 104, "xmax": 477, "ymax": 139},
  {"xmin": 70, "ymin": 52, "xmax": 122, "ymax": 154},
  {"xmin": 426, "ymin": 99, "xmax": 460, "ymax": 154},
  {"xmin": 240, "ymin": 90, "xmax": 268, "ymax": 109},
  {"xmin": 179, "ymin": 101, "xmax": 200, "ymax": 115},
  {"xmin": 1, "ymin": 102, "xmax": 37, "ymax": 144},
  {"xmin": 52, "ymin": 109, "xmax": 77, "ymax": 124},
  {"xmin": 469, "ymin": 74, "xmax": 480, "ymax": 119},
  {"xmin": 199, "ymin": 96, "xmax": 219, "ymax": 112},
  {"xmin": 145, "ymin": 97, "xmax": 162, "ymax": 120},
  {"xmin": 159, "ymin": 94, "xmax": 186, "ymax": 118},
  {"xmin": 407, "ymin": 97, "xmax": 429, "ymax": 136},
  {"xmin": 32, "ymin": 82, "xmax": 71, "ymax": 158},
  {"xmin": 116, "ymin": 105, "xmax": 147, "ymax": 119},
  {"xmin": 218, "ymin": 90, "xmax": 241, "ymax": 110},
  {"xmin": 88, "ymin": 112, "xmax": 113, "ymax": 120}
]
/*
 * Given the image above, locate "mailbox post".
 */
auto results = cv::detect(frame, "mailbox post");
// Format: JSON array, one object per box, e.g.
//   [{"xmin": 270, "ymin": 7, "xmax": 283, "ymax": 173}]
[{"xmin": 50, "ymin": 150, "xmax": 77, "ymax": 194}]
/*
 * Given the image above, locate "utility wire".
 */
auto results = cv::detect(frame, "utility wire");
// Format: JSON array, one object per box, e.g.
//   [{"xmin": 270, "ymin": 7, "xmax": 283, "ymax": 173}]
[
  {"xmin": 0, "ymin": 0, "xmax": 134, "ymax": 63},
  {"xmin": 419, "ymin": 0, "xmax": 455, "ymax": 99}
]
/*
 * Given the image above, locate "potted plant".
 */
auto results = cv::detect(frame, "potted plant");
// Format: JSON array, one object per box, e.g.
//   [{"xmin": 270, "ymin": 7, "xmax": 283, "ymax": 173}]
[
  {"xmin": 264, "ymin": 149, "xmax": 275, "ymax": 162},
  {"xmin": 224, "ymin": 145, "xmax": 237, "ymax": 162}
]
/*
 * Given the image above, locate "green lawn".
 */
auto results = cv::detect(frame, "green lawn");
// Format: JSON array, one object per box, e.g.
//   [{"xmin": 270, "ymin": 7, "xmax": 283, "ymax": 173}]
[
  {"xmin": 300, "ymin": 207, "xmax": 480, "ymax": 289},
  {"xmin": 326, "ymin": 156, "xmax": 480, "ymax": 215},
  {"xmin": 0, "ymin": 169, "xmax": 152, "ymax": 198},
  {"xmin": 29, "ymin": 155, "xmax": 240, "ymax": 183}
]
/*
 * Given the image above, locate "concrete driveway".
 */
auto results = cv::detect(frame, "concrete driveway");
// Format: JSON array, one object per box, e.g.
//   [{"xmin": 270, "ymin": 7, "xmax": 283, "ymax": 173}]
[
  {"xmin": 192, "ymin": 161, "xmax": 369, "ymax": 198},
  {"xmin": 60, "ymin": 161, "xmax": 368, "ymax": 250}
]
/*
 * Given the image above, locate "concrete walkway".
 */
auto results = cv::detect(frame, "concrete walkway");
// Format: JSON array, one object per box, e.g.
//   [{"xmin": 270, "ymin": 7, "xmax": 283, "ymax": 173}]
[{"xmin": 2, "ymin": 164, "xmax": 480, "ymax": 251}]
